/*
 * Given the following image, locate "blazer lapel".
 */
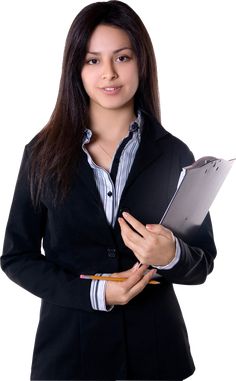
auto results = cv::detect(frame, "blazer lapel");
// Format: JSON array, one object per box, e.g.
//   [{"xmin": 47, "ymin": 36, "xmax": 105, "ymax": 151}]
[
  {"xmin": 77, "ymin": 149, "xmax": 102, "ymax": 203},
  {"xmin": 118, "ymin": 113, "xmax": 169, "ymax": 204}
]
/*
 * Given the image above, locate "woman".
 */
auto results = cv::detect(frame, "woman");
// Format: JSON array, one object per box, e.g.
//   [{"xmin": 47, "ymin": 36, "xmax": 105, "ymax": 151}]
[{"xmin": 1, "ymin": 1, "xmax": 217, "ymax": 380}]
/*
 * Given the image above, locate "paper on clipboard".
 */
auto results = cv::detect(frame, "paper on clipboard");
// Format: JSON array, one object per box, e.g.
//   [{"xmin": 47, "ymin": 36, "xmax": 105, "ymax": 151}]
[{"xmin": 160, "ymin": 156, "xmax": 235, "ymax": 240}]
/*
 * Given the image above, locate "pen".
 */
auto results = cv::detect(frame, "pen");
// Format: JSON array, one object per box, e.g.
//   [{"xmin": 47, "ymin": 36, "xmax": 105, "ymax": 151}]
[{"xmin": 80, "ymin": 274, "xmax": 160, "ymax": 285}]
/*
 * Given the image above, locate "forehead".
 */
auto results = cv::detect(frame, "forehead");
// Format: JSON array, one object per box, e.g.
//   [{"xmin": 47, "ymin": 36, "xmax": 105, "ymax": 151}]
[{"xmin": 87, "ymin": 24, "xmax": 132, "ymax": 52}]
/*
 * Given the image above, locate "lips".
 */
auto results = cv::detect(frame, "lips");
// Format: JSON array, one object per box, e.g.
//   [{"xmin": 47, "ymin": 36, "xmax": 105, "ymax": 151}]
[
  {"xmin": 100, "ymin": 86, "xmax": 122, "ymax": 95},
  {"xmin": 103, "ymin": 87, "xmax": 119, "ymax": 90}
]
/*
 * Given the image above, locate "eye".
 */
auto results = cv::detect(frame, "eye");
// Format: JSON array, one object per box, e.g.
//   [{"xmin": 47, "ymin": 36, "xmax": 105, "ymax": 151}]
[
  {"xmin": 87, "ymin": 58, "xmax": 99, "ymax": 65},
  {"xmin": 116, "ymin": 55, "xmax": 130, "ymax": 62}
]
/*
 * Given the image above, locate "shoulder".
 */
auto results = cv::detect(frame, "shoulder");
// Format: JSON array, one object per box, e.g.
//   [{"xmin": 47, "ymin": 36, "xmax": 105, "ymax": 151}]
[
  {"xmin": 152, "ymin": 117, "xmax": 195, "ymax": 167},
  {"xmin": 25, "ymin": 132, "xmax": 41, "ymax": 153},
  {"xmin": 21, "ymin": 131, "xmax": 46, "ymax": 167},
  {"xmin": 146, "ymin": 112, "xmax": 195, "ymax": 166},
  {"xmin": 16, "ymin": 133, "xmax": 43, "ymax": 175},
  {"xmin": 163, "ymin": 132, "xmax": 195, "ymax": 169},
  {"xmin": 168, "ymin": 133, "xmax": 194, "ymax": 159}
]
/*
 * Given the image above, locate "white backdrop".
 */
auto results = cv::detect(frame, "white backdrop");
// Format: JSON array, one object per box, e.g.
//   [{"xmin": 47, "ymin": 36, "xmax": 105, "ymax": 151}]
[{"xmin": 0, "ymin": 1, "xmax": 235, "ymax": 380}]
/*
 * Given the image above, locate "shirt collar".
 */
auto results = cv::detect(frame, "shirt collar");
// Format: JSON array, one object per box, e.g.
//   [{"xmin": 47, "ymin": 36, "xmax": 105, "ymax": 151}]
[{"xmin": 83, "ymin": 110, "xmax": 143, "ymax": 143}]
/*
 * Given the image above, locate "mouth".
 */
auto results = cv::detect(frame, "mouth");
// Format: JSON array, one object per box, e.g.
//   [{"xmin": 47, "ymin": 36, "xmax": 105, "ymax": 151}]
[{"xmin": 100, "ymin": 86, "xmax": 122, "ymax": 95}]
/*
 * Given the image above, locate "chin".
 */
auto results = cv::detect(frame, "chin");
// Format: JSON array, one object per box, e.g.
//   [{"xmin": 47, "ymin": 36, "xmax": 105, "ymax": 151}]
[{"xmin": 96, "ymin": 98, "xmax": 134, "ymax": 111}]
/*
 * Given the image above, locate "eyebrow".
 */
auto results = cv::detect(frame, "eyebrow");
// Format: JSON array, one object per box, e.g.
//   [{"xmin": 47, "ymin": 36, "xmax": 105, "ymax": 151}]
[{"xmin": 86, "ymin": 47, "xmax": 133, "ymax": 55}]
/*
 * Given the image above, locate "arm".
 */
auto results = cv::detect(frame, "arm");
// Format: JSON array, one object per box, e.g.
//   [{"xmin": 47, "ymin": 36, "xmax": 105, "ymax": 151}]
[{"xmin": 0, "ymin": 146, "xmax": 93, "ymax": 311}]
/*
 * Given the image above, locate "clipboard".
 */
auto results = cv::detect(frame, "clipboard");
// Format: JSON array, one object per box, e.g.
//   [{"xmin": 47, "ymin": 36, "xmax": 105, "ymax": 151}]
[{"xmin": 160, "ymin": 156, "xmax": 235, "ymax": 240}]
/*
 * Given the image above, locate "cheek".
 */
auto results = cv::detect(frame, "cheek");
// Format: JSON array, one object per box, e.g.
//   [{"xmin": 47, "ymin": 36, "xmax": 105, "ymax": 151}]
[
  {"xmin": 81, "ymin": 68, "xmax": 96, "ymax": 90},
  {"xmin": 125, "ymin": 65, "xmax": 139, "ymax": 91},
  {"xmin": 129, "ymin": 77, "xmax": 139, "ymax": 97}
]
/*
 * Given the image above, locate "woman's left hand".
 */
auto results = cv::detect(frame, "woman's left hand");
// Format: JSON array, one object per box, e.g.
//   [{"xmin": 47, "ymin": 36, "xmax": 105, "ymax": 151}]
[{"xmin": 118, "ymin": 212, "xmax": 176, "ymax": 266}]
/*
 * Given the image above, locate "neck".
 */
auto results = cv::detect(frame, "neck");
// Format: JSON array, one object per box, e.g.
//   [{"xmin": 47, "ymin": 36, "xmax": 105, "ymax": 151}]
[{"xmin": 89, "ymin": 103, "xmax": 136, "ymax": 143}]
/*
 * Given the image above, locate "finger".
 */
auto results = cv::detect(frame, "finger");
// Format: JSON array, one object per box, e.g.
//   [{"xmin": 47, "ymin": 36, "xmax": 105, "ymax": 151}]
[
  {"xmin": 121, "ymin": 212, "xmax": 149, "ymax": 239},
  {"xmin": 127, "ymin": 268, "xmax": 157, "ymax": 299},
  {"xmin": 118, "ymin": 217, "xmax": 144, "ymax": 249},
  {"xmin": 146, "ymin": 223, "xmax": 174, "ymax": 240},
  {"xmin": 122, "ymin": 264, "xmax": 149, "ymax": 289}
]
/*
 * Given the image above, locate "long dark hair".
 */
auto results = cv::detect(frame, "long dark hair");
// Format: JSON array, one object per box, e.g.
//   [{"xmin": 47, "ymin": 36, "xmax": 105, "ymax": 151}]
[{"xmin": 29, "ymin": 0, "xmax": 161, "ymax": 208}]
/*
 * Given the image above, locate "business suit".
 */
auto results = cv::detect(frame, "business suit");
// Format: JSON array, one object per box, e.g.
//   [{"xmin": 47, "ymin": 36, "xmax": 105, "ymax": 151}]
[{"xmin": 1, "ymin": 112, "xmax": 217, "ymax": 380}]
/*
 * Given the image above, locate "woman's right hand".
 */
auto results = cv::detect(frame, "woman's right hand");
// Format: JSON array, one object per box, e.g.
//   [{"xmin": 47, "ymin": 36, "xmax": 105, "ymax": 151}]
[{"xmin": 105, "ymin": 263, "xmax": 157, "ymax": 306}]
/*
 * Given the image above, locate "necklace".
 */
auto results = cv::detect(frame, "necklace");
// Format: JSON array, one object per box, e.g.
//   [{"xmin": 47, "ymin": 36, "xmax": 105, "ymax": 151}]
[{"xmin": 96, "ymin": 142, "xmax": 113, "ymax": 159}]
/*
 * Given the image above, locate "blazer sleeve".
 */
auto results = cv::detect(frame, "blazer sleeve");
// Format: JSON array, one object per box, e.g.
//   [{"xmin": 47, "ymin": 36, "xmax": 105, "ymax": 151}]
[
  {"xmin": 0, "ymin": 146, "xmax": 94, "ymax": 312},
  {"xmin": 157, "ymin": 143, "xmax": 217, "ymax": 285},
  {"xmin": 157, "ymin": 213, "xmax": 217, "ymax": 285}
]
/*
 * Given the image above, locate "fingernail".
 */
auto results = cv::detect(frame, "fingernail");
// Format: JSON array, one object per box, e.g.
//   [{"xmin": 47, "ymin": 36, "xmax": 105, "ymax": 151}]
[{"xmin": 145, "ymin": 268, "xmax": 157, "ymax": 276}]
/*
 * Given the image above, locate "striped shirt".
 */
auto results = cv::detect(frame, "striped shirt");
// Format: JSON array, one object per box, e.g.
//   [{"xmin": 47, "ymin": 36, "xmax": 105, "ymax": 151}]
[{"xmin": 82, "ymin": 111, "xmax": 180, "ymax": 311}]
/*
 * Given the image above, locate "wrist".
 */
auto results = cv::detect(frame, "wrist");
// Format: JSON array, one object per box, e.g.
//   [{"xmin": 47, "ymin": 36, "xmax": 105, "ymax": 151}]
[{"xmin": 152, "ymin": 238, "xmax": 181, "ymax": 270}]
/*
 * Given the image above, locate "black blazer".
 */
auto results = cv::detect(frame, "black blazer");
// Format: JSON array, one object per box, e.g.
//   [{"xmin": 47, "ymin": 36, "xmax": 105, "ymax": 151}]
[{"xmin": 1, "ymin": 113, "xmax": 217, "ymax": 380}]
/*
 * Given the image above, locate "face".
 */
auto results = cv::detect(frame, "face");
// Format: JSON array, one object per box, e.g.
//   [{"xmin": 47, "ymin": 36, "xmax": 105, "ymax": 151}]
[{"xmin": 81, "ymin": 24, "xmax": 139, "ymax": 112}]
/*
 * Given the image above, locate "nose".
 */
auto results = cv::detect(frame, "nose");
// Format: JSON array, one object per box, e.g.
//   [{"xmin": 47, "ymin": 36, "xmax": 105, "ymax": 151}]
[{"xmin": 101, "ymin": 61, "xmax": 118, "ymax": 80}]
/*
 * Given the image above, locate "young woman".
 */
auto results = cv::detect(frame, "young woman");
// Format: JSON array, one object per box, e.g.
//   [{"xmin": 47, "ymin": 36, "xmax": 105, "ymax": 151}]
[{"xmin": 1, "ymin": 1, "xmax": 217, "ymax": 380}]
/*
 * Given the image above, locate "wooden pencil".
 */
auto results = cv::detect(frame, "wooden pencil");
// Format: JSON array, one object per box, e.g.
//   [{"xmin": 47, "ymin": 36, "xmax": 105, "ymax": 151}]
[{"xmin": 80, "ymin": 274, "xmax": 160, "ymax": 284}]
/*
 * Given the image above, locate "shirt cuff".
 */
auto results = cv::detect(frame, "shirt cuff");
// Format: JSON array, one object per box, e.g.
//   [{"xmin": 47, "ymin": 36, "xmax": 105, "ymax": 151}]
[
  {"xmin": 90, "ymin": 273, "xmax": 114, "ymax": 311},
  {"xmin": 152, "ymin": 237, "xmax": 181, "ymax": 270}
]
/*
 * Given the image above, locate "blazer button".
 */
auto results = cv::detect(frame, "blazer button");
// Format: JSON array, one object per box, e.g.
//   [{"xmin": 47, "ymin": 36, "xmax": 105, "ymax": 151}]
[{"xmin": 107, "ymin": 248, "xmax": 116, "ymax": 258}]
